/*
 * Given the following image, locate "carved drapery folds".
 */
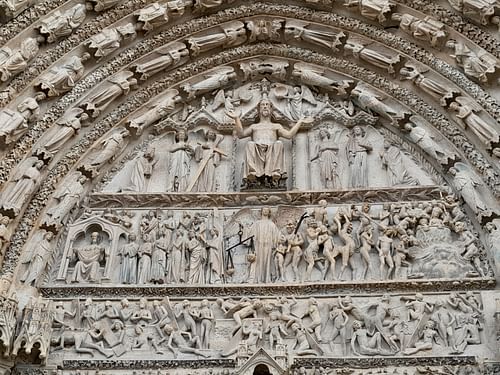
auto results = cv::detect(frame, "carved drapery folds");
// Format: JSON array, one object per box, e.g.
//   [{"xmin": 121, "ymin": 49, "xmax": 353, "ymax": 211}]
[{"xmin": 0, "ymin": 1, "xmax": 499, "ymax": 374}]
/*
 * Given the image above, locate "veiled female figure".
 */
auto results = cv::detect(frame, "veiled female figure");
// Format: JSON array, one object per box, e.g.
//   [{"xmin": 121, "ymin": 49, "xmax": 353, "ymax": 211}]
[
  {"xmin": 137, "ymin": 235, "xmax": 153, "ymax": 284},
  {"xmin": 168, "ymin": 228, "xmax": 187, "ymax": 283},
  {"xmin": 150, "ymin": 231, "xmax": 167, "ymax": 284}
]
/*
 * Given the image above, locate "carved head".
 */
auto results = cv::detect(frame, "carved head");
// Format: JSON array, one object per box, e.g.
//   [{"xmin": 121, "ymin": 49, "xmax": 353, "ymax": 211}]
[
  {"xmin": 121, "ymin": 299, "xmax": 129, "ymax": 307},
  {"xmin": 319, "ymin": 129, "xmax": 330, "ymax": 140},
  {"xmin": 352, "ymin": 125, "xmax": 364, "ymax": 137},
  {"xmin": 261, "ymin": 207, "xmax": 272, "ymax": 218},
  {"xmin": 352, "ymin": 320, "xmax": 363, "ymax": 330},
  {"xmin": 319, "ymin": 199, "xmax": 328, "ymax": 208},
  {"xmin": 258, "ymin": 99, "xmax": 272, "ymax": 118},
  {"xmin": 90, "ymin": 232, "xmax": 99, "ymax": 243},
  {"xmin": 175, "ymin": 129, "xmax": 187, "ymax": 142}
]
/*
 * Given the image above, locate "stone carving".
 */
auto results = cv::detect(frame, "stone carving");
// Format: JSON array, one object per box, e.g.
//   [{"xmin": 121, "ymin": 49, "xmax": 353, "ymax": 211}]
[
  {"xmin": 123, "ymin": 146, "xmax": 158, "ymax": 192},
  {"xmin": 117, "ymin": 233, "xmax": 138, "ymax": 284},
  {"xmin": 344, "ymin": 39, "xmax": 401, "ymax": 75},
  {"xmin": 12, "ymin": 297, "xmax": 53, "ymax": 361},
  {"xmin": 0, "ymin": 158, "xmax": 44, "ymax": 216},
  {"xmin": 86, "ymin": 23, "xmax": 138, "ymax": 59},
  {"xmin": 80, "ymin": 71, "xmax": 138, "ymax": 118},
  {"xmin": 41, "ymin": 174, "xmax": 87, "ymax": 231},
  {"xmin": 350, "ymin": 84, "xmax": 398, "ymax": 123},
  {"xmin": 344, "ymin": 0, "xmax": 396, "ymax": 23},
  {"xmin": 380, "ymin": 141, "xmax": 418, "ymax": 186},
  {"xmin": 36, "ymin": 4, "xmax": 86, "ymax": 43},
  {"xmin": 449, "ymin": 162, "xmax": 489, "ymax": 215},
  {"xmin": 402, "ymin": 122, "xmax": 454, "ymax": 165},
  {"xmin": 135, "ymin": 2, "xmax": 169, "ymax": 32},
  {"xmin": 20, "ymin": 230, "xmax": 54, "ymax": 286},
  {"xmin": 86, "ymin": 0, "xmax": 121, "ymax": 12},
  {"xmin": 392, "ymin": 14, "xmax": 447, "ymax": 49},
  {"xmin": 0, "ymin": 292, "xmax": 18, "ymax": 357},
  {"xmin": 182, "ymin": 66, "xmax": 237, "ymax": 99},
  {"xmin": 133, "ymin": 42, "xmax": 189, "ymax": 80},
  {"xmin": 311, "ymin": 128, "xmax": 340, "ymax": 189},
  {"xmin": 187, "ymin": 21, "xmax": 246, "ymax": 56},
  {"xmin": 167, "ymin": 129, "xmax": 195, "ymax": 192},
  {"xmin": 449, "ymin": 97, "xmax": 500, "ymax": 150},
  {"xmin": 239, "ymin": 58, "xmax": 289, "ymax": 81},
  {"xmin": 446, "ymin": 40, "xmax": 498, "ymax": 84},
  {"xmin": 69, "ymin": 231, "xmax": 108, "ymax": 283},
  {"xmin": 399, "ymin": 63, "xmax": 460, "ymax": 107},
  {"xmin": 284, "ymin": 20, "xmax": 346, "ymax": 53},
  {"xmin": 246, "ymin": 18, "xmax": 283, "ymax": 42},
  {"xmin": 81, "ymin": 128, "xmax": 130, "ymax": 175},
  {"xmin": 34, "ymin": 108, "xmax": 90, "ymax": 158},
  {"xmin": 34, "ymin": 53, "xmax": 92, "ymax": 97},
  {"xmin": 228, "ymin": 97, "xmax": 312, "ymax": 189},
  {"xmin": 189, "ymin": 130, "xmax": 226, "ymax": 192},
  {"xmin": 0, "ymin": 95, "xmax": 43, "ymax": 146},
  {"xmin": 193, "ymin": 0, "xmax": 232, "ymax": 12},
  {"xmin": 446, "ymin": 0, "xmax": 500, "ymax": 27},
  {"xmin": 346, "ymin": 126, "xmax": 373, "ymax": 188},
  {"xmin": 292, "ymin": 62, "xmax": 354, "ymax": 95},
  {"xmin": 128, "ymin": 89, "xmax": 181, "ymax": 135},
  {"xmin": 0, "ymin": 37, "xmax": 41, "ymax": 82},
  {"xmin": 0, "ymin": 0, "xmax": 35, "ymax": 20}
]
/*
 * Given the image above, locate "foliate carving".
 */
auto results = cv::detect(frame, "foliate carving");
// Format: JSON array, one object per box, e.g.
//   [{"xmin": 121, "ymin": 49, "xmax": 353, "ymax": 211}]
[
  {"xmin": 0, "ymin": 37, "xmax": 42, "ymax": 82},
  {"xmin": 392, "ymin": 13, "xmax": 448, "ymax": 49},
  {"xmin": 86, "ymin": 23, "xmax": 138, "ymax": 59},
  {"xmin": 12, "ymin": 297, "xmax": 53, "ymax": 362},
  {"xmin": 33, "ymin": 53, "xmax": 91, "ymax": 98},
  {"xmin": 36, "ymin": 4, "xmax": 86, "ymax": 43}
]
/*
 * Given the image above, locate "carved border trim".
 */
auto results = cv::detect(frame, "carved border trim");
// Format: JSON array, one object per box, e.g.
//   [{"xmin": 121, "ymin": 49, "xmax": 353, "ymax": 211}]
[
  {"xmin": 89, "ymin": 187, "xmax": 445, "ymax": 208},
  {"xmin": 39, "ymin": 278, "xmax": 496, "ymax": 298},
  {"xmin": 62, "ymin": 359, "xmax": 235, "ymax": 370}
]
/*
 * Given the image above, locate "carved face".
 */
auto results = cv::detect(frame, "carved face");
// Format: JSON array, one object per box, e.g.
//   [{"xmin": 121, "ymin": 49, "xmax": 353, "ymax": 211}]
[{"xmin": 259, "ymin": 100, "xmax": 271, "ymax": 117}]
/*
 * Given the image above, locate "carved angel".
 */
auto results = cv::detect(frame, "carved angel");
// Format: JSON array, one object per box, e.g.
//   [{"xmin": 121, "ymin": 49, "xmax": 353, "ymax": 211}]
[
  {"xmin": 136, "ymin": 2, "xmax": 169, "ymax": 32},
  {"xmin": 37, "ymin": 4, "xmax": 86, "ymax": 43},
  {"xmin": 446, "ymin": 40, "xmax": 497, "ymax": 83},
  {"xmin": 20, "ymin": 230, "xmax": 54, "ymax": 286},
  {"xmin": 292, "ymin": 62, "xmax": 354, "ymax": 95},
  {"xmin": 0, "ymin": 37, "xmax": 40, "ymax": 82},
  {"xmin": 86, "ymin": 0, "xmax": 121, "ymax": 12},
  {"xmin": 128, "ymin": 89, "xmax": 182, "ymax": 135},
  {"xmin": 0, "ymin": 157, "xmax": 44, "ymax": 215},
  {"xmin": 449, "ymin": 162, "xmax": 488, "ymax": 214},
  {"xmin": 239, "ymin": 59, "xmax": 289, "ymax": 81},
  {"xmin": 344, "ymin": 38, "xmax": 401, "ymax": 75},
  {"xmin": 350, "ymin": 85, "xmax": 398, "ymax": 123},
  {"xmin": 311, "ymin": 128, "xmax": 340, "ymax": 189},
  {"xmin": 449, "ymin": 97, "xmax": 500, "ymax": 149},
  {"xmin": 167, "ymin": 129, "xmax": 195, "ymax": 192},
  {"xmin": 133, "ymin": 42, "xmax": 189, "ymax": 80},
  {"xmin": 84, "ymin": 128, "xmax": 130, "ymax": 170},
  {"xmin": 392, "ymin": 13, "xmax": 447, "ymax": 49},
  {"xmin": 246, "ymin": 18, "xmax": 282, "ymax": 42},
  {"xmin": 80, "ymin": 71, "xmax": 138, "ymax": 118},
  {"xmin": 344, "ymin": 0, "xmax": 396, "ymax": 23},
  {"xmin": 403, "ymin": 122, "xmax": 450, "ymax": 164},
  {"xmin": 345, "ymin": 126, "xmax": 373, "ymax": 188},
  {"xmin": 273, "ymin": 84, "xmax": 317, "ymax": 121},
  {"xmin": 447, "ymin": 0, "xmax": 500, "ymax": 26},
  {"xmin": 182, "ymin": 66, "xmax": 237, "ymax": 99}
]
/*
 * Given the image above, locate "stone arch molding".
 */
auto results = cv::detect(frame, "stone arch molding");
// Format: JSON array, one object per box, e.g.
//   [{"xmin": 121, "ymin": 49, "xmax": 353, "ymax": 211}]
[{"xmin": 0, "ymin": 1, "xmax": 498, "ymax": 375}]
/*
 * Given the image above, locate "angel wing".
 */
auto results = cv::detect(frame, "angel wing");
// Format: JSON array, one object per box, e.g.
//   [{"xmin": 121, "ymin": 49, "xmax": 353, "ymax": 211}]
[
  {"xmin": 454, "ymin": 96, "xmax": 482, "ymax": 113},
  {"xmin": 300, "ymin": 85, "xmax": 317, "ymax": 106},
  {"xmin": 10, "ymin": 157, "xmax": 39, "ymax": 182},
  {"xmin": 212, "ymin": 89, "xmax": 227, "ymax": 111}
]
